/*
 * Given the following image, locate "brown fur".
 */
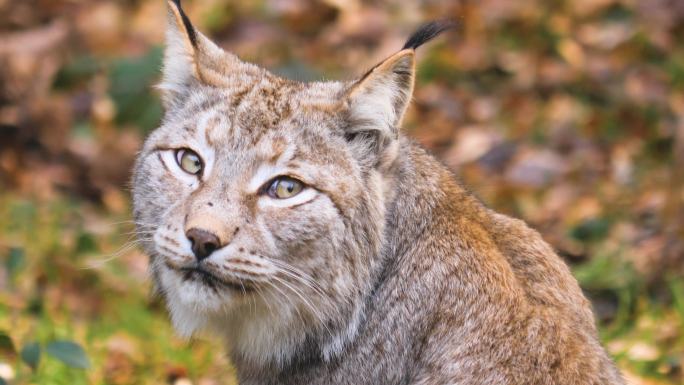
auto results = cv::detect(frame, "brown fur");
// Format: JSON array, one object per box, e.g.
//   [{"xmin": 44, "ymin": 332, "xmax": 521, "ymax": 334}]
[{"xmin": 131, "ymin": 2, "xmax": 623, "ymax": 384}]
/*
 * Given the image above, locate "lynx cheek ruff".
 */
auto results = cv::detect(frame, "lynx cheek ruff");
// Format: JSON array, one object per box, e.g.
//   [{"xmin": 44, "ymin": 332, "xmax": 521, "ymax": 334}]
[{"xmin": 131, "ymin": 1, "xmax": 624, "ymax": 384}]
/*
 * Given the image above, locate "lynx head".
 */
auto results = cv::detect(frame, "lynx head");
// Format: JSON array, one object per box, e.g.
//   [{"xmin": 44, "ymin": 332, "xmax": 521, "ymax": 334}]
[{"xmin": 132, "ymin": 0, "xmax": 452, "ymax": 366}]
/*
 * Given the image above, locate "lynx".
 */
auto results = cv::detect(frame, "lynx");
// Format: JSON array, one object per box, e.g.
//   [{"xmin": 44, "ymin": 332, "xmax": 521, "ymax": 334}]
[{"xmin": 132, "ymin": 1, "xmax": 624, "ymax": 384}]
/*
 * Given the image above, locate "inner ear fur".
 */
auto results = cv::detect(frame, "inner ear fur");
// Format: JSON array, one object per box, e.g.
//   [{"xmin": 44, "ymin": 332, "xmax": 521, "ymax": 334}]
[
  {"xmin": 344, "ymin": 50, "xmax": 415, "ymax": 169},
  {"xmin": 347, "ymin": 49, "xmax": 416, "ymax": 136}
]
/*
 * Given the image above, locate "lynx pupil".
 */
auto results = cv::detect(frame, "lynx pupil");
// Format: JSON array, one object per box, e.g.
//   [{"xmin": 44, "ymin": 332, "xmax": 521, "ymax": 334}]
[
  {"xmin": 176, "ymin": 149, "xmax": 202, "ymax": 175},
  {"xmin": 269, "ymin": 177, "xmax": 303, "ymax": 199}
]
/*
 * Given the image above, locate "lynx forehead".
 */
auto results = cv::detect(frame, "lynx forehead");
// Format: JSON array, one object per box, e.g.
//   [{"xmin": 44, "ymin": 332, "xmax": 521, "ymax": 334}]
[{"xmin": 132, "ymin": 1, "xmax": 623, "ymax": 384}]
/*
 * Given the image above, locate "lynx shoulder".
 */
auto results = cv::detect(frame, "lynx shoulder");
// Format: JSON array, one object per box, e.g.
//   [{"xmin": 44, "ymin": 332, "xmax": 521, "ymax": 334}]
[{"xmin": 131, "ymin": 1, "xmax": 624, "ymax": 384}]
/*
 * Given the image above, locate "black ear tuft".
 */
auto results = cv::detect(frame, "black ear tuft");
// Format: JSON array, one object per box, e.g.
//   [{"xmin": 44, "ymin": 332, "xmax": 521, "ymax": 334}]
[
  {"xmin": 402, "ymin": 20, "xmax": 456, "ymax": 50},
  {"xmin": 170, "ymin": 0, "xmax": 197, "ymax": 47}
]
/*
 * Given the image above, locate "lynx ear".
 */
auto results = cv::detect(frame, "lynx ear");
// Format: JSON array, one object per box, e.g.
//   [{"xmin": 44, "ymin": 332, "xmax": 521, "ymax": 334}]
[
  {"xmin": 344, "ymin": 50, "xmax": 414, "ymax": 169},
  {"xmin": 345, "ymin": 20, "xmax": 455, "ymax": 169},
  {"xmin": 347, "ymin": 50, "xmax": 416, "ymax": 140},
  {"xmin": 160, "ymin": 0, "xmax": 247, "ymax": 107}
]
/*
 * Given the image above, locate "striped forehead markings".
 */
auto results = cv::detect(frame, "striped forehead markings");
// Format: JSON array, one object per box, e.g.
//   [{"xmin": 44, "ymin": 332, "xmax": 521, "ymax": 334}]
[
  {"xmin": 196, "ymin": 110, "xmax": 234, "ymax": 146},
  {"xmin": 247, "ymin": 143, "xmax": 298, "ymax": 193},
  {"xmin": 231, "ymin": 86, "xmax": 253, "ymax": 109}
]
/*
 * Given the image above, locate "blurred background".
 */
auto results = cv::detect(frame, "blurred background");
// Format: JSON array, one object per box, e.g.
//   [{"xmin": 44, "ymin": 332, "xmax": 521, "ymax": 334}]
[{"xmin": 0, "ymin": 0, "xmax": 683, "ymax": 384}]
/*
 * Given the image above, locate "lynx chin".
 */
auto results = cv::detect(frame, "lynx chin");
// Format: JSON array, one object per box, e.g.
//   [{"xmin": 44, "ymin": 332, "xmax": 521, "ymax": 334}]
[{"xmin": 132, "ymin": 1, "xmax": 624, "ymax": 383}]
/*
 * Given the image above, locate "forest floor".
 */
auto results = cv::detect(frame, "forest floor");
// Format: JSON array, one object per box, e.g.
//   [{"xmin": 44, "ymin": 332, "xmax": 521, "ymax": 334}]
[{"xmin": 1, "ymin": 0, "xmax": 684, "ymax": 384}]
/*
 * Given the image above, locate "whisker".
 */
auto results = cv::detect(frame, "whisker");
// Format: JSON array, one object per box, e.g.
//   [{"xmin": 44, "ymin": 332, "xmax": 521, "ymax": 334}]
[
  {"xmin": 273, "ymin": 267, "xmax": 326, "ymax": 299},
  {"xmin": 254, "ymin": 284, "xmax": 274, "ymax": 317},
  {"xmin": 103, "ymin": 219, "xmax": 160, "ymax": 230},
  {"xmin": 264, "ymin": 279, "xmax": 308, "ymax": 330},
  {"xmin": 79, "ymin": 237, "xmax": 151, "ymax": 270},
  {"xmin": 268, "ymin": 259, "xmax": 328, "ymax": 298},
  {"xmin": 270, "ymin": 275, "xmax": 334, "ymax": 340},
  {"xmin": 121, "ymin": 229, "xmax": 157, "ymax": 236}
]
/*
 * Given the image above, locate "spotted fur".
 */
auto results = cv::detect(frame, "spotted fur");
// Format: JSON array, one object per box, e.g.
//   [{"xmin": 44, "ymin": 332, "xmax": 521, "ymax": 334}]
[{"xmin": 131, "ymin": 2, "xmax": 624, "ymax": 384}]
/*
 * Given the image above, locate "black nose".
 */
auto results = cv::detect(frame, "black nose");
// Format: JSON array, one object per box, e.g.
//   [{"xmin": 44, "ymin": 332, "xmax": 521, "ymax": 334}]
[{"xmin": 186, "ymin": 228, "xmax": 221, "ymax": 261}]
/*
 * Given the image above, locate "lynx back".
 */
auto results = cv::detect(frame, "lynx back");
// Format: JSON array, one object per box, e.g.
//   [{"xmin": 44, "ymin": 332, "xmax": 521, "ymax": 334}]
[{"xmin": 132, "ymin": 1, "xmax": 623, "ymax": 384}]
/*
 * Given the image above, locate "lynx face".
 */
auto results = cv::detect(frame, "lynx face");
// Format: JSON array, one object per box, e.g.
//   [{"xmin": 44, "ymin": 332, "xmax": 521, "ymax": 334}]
[
  {"xmin": 132, "ymin": 0, "xmax": 432, "ymax": 365},
  {"xmin": 134, "ymin": 79, "xmax": 381, "ymax": 359}
]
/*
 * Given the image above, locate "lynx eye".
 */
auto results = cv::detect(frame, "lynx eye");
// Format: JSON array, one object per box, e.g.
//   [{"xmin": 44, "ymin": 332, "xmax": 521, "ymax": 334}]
[
  {"xmin": 175, "ymin": 149, "xmax": 203, "ymax": 175},
  {"xmin": 266, "ymin": 176, "xmax": 304, "ymax": 199}
]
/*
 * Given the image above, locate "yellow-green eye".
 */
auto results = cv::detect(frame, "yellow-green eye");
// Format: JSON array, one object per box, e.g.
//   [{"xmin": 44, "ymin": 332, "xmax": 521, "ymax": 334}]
[
  {"xmin": 267, "ymin": 177, "xmax": 304, "ymax": 199},
  {"xmin": 175, "ymin": 149, "xmax": 203, "ymax": 175}
]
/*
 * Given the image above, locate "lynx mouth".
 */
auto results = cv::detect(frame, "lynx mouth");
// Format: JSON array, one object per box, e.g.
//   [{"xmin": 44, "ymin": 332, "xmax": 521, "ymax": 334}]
[{"xmin": 172, "ymin": 264, "xmax": 255, "ymax": 293}]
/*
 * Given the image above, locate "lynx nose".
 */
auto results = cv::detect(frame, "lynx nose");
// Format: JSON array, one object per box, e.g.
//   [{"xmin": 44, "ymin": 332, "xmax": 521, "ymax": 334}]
[{"xmin": 186, "ymin": 228, "xmax": 221, "ymax": 261}]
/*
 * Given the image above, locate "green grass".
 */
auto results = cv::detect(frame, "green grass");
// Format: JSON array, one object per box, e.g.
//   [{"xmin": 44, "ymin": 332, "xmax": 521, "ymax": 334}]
[{"xmin": 0, "ymin": 193, "xmax": 235, "ymax": 384}]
